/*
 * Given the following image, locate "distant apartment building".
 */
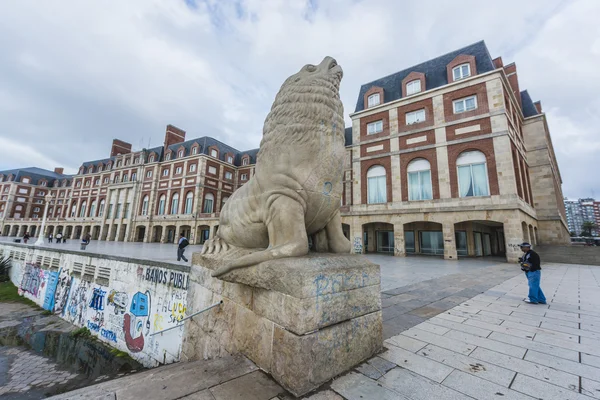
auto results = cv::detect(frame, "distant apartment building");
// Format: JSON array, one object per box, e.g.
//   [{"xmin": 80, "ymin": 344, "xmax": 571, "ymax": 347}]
[
  {"xmin": 0, "ymin": 41, "xmax": 570, "ymax": 262},
  {"xmin": 565, "ymin": 198, "xmax": 598, "ymax": 236}
]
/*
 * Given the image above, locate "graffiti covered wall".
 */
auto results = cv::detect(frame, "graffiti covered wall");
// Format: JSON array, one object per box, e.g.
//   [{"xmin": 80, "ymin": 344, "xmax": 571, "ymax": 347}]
[{"xmin": 4, "ymin": 245, "xmax": 189, "ymax": 368}]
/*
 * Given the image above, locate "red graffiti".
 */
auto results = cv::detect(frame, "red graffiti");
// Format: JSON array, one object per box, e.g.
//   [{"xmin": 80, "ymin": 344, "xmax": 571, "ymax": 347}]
[{"xmin": 123, "ymin": 313, "xmax": 144, "ymax": 353}]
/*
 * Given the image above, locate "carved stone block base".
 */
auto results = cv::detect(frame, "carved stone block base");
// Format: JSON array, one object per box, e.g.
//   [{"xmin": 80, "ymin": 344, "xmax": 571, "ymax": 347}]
[{"xmin": 182, "ymin": 253, "xmax": 382, "ymax": 397}]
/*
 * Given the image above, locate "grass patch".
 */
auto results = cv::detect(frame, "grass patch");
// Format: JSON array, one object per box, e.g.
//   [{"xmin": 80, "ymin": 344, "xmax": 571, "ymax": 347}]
[
  {"xmin": 0, "ymin": 281, "xmax": 38, "ymax": 307},
  {"xmin": 110, "ymin": 348, "xmax": 135, "ymax": 361},
  {"xmin": 70, "ymin": 327, "xmax": 92, "ymax": 338}
]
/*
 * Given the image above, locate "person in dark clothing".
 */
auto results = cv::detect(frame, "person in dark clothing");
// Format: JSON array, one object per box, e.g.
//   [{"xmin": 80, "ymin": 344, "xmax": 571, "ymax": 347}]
[
  {"xmin": 519, "ymin": 242, "xmax": 546, "ymax": 304},
  {"xmin": 177, "ymin": 233, "xmax": 189, "ymax": 262},
  {"xmin": 23, "ymin": 232, "xmax": 30, "ymax": 244}
]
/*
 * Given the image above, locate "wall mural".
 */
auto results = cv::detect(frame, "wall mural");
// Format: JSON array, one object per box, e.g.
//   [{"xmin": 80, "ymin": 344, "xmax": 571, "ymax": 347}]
[{"xmin": 9, "ymin": 259, "xmax": 189, "ymax": 367}]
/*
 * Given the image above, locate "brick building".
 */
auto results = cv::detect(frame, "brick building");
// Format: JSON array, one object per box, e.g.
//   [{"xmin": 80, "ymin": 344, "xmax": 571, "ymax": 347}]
[{"xmin": 0, "ymin": 41, "xmax": 569, "ymax": 262}]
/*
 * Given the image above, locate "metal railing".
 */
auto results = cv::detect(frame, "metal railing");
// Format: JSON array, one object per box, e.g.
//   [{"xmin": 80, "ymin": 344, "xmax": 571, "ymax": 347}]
[{"xmin": 149, "ymin": 300, "xmax": 223, "ymax": 337}]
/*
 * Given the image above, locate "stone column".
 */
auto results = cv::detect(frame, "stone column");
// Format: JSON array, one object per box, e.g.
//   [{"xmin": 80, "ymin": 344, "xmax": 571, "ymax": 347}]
[
  {"xmin": 442, "ymin": 222, "xmax": 458, "ymax": 261},
  {"xmin": 393, "ymin": 223, "xmax": 405, "ymax": 257}
]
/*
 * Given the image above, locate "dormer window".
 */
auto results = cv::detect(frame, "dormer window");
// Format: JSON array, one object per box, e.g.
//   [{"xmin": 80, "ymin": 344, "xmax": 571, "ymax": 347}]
[
  {"xmin": 227, "ymin": 156, "xmax": 233, "ymax": 164},
  {"xmin": 367, "ymin": 93, "xmax": 380, "ymax": 107},
  {"xmin": 453, "ymin": 64, "xmax": 471, "ymax": 81},
  {"xmin": 166, "ymin": 153, "xmax": 171, "ymax": 161},
  {"xmin": 406, "ymin": 109, "xmax": 425, "ymax": 125},
  {"xmin": 210, "ymin": 149, "xmax": 218, "ymax": 158},
  {"xmin": 149, "ymin": 155, "xmax": 155, "ymax": 162},
  {"xmin": 87, "ymin": 167, "xmax": 94, "ymax": 173},
  {"xmin": 192, "ymin": 147, "xmax": 198, "ymax": 155},
  {"xmin": 242, "ymin": 158, "xmax": 249, "ymax": 166},
  {"xmin": 117, "ymin": 161, "xmax": 122, "ymax": 167},
  {"xmin": 367, "ymin": 120, "xmax": 383, "ymax": 135},
  {"xmin": 178, "ymin": 150, "xmax": 184, "ymax": 158},
  {"xmin": 406, "ymin": 80, "xmax": 421, "ymax": 95},
  {"xmin": 41, "ymin": 181, "xmax": 47, "ymax": 187}
]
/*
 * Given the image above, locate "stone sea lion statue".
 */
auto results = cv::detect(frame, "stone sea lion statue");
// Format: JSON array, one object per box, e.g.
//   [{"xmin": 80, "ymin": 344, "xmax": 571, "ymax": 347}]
[{"xmin": 201, "ymin": 56, "xmax": 351, "ymax": 277}]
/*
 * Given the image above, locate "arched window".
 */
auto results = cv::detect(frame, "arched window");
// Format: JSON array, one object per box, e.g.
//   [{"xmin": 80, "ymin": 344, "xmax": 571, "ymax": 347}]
[
  {"xmin": 178, "ymin": 150, "xmax": 184, "ymax": 158},
  {"xmin": 98, "ymin": 200, "xmax": 105, "ymax": 217},
  {"xmin": 457, "ymin": 150, "xmax": 489, "ymax": 197},
  {"xmin": 90, "ymin": 200, "xmax": 96, "ymax": 217},
  {"xmin": 184, "ymin": 192, "xmax": 193, "ymax": 214},
  {"xmin": 166, "ymin": 153, "xmax": 171, "ymax": 161},
  {"xmin": 149, "ymin": 155, "xmax": 155, "ymax": 162},
  {"xmin": 407, "ymin": 159, "xmax": 433, "ymax": 201},
  {"xmin": 123, "ymin": 174, "xmax": 128, "ymax": 182},
  {"xmin": 131, "ymin": 172, "xmax": 137, "ymax": 181},
  {"xmin": 203, "ymin": 193, "xmax": 214, "ymax": 213},
  {"xmin": 141, "ymin": 195, "xmax": 149, "ymax": 216},
  {"xmin": 367, "ymin": 166, "xmax": 387, "ymax": 204},
  {"xmin": 117, "ymin": 161, "xmax": 122, "ymax": 167},
  {"xmin": 192, "ymin": 147, "xmax": 198, "ymax": 155},
  {"xmin": 170, "ymin": 193, "xmax": 179, "ymax": 214},
  {"xmin": 79, "ymin": 201, "xmax": 87, "ymax": 218},
  {"xmin": 87, "ymin": 167, "xmax": 94, "ymax": 174},
  {"xmin": 158, "ymin": 194, "xmax": 166, "ymax": 215},
  {"xmin": 71, "ymin": 202, "xmax": 78, "ymax": 217}
]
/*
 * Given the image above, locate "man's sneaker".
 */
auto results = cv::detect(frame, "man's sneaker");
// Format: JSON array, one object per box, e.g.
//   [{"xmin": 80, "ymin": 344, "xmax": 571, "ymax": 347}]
[{"xmin": 524, "ymin": 299, "xmax": 538, "ymax": 304}]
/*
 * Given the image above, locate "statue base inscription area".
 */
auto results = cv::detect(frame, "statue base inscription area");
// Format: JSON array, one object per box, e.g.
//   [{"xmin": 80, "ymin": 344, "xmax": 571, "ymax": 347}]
[{"xmin": 182, "ymin": 252, "xmax": 383, "ymax": 397}]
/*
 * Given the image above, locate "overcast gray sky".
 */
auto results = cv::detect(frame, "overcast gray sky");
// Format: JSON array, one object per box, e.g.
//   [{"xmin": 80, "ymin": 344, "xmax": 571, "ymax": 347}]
[{"xmin": 0, "ymin": 0, "xmax": 598, "ymax": 198}]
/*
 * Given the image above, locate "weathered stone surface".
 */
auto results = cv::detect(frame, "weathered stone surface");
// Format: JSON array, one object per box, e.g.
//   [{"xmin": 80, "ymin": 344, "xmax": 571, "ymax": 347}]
[
  {"xmin": 209, "ymin": 371, "xmax": 285, "ymax": 400},
  {"xmin": 271, "ymin": 311, "xmax": 382, "ymax": 396}
]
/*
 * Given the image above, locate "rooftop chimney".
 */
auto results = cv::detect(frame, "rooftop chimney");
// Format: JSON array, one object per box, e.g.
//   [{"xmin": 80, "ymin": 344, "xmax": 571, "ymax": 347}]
[
  {"xmin": 164, "ymin": 124, "xmax": 186, "ymax": 152},
  {"xmin": 493, "ymin": 57, "xmax": 504, "ymax": 68},
  {"xmin": 110, "ymin": 139, "xmax": 132, "ymax": 157},
  {"xmin": 503, "ymin": 63, "xmax": 522, "ymax": 110},
  {"xmin": 534, "ymin": 101, "xmax": 542, "ymax": 114},
  {"xmin": 54, "ymin": 167, "xmax": 64, "ymax": 175}
]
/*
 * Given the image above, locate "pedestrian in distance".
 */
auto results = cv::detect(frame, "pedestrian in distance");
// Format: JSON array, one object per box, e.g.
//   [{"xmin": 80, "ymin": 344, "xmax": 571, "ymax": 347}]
[
  {"xmin": 23, "ymin": 232, "xmax": 30, "ymax": 244},
  {"xmin": 48, "ymin": 233, "xmax": 53, "ymax": 243},
  {"xmin": 55, "ymin": 232, "xmax": 63, "ymax": 243},
  {"xmin": 518, "ymin": 242, "xmax": 547, "ymax": 304},
  {"xmin": 177, "ymin": 233, "xmax": 189, "ymax": 262}
]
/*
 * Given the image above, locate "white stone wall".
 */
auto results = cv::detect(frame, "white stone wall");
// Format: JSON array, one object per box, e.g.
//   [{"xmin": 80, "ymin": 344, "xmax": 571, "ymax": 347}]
[{"xmin": 1, "ymin": 243, "xmax": 189, "ymax": 368}]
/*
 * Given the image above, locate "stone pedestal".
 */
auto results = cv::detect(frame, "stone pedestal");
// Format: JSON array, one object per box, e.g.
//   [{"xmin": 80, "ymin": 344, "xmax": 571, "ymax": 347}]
[{"xmin": 182, "ymin": 252, "xmax": 382, "ymax": 397}]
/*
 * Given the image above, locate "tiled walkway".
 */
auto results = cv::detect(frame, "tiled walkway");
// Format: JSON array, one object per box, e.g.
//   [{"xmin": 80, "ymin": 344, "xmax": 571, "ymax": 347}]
[{"xmin": 334, "ymin": 263, "xmax": 600, "ymax": 400}]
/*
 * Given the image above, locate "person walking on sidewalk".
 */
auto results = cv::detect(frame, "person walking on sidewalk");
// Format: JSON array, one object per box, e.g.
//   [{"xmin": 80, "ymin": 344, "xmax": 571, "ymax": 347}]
[
  {"xmin": 55, "ymin": 232, "xmax": 63, "ymax": 243},
  {"xmin": 519, "ymin": 242, "xmax": 546, "ymax": 304},
  {"xmin": 177, "ymin": 233, "xmax": 189, "ymax": 262},
  {"xmin": 48, "ymin": 233, "xmax": 53, "ymax": 243}
]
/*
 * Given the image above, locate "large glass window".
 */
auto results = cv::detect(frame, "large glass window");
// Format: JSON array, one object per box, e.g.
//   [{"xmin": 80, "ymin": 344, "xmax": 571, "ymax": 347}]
[
  {"xmin": 141, "ymin": 195, "xmax": 149, "ymax": 216},
  {"xmin": 376, "ymin": 231, "xmax": 394, "ymax": 253},
  {"xmin": 457, "ymin": 151, "xmax": 489, "ymax": 197},
  {"xmin": 367, "ymin": 166, "xmax": 387, "ymax": 204},
  {"xmin": 203, "ymin": 193, "xmax": 214, "ymax": 213},
  {"xmin": 367, "ymin": 120, "xmax": 383, "ymax": 135},
  {"xmin": 452, "ymin": 63, "xmax": 471, "ymax": 81},
  {"xmin": 405, "ymin": 231, "xmax": 415, "ymax": 253},
  {"xmin": 170, "ymin": 193, "xmax": 179, "ymax": 214},
  {"xmin": 98, "ymin": 200, "xmax": 105, "ymax": 217},
  {"xmin": 406, "ymin": 109, "xmax": 425, "ymax": 125},
  {"xmin": 455, "ymin": 231, "xmax": 468, "ymax": 256},
  {"xmin": 79, "ymin": 201, "xmax": 87, "ymax": 218},
  {"xmin": 406, "ymin": 80, "xmax": 421, "ymax": 95},
  {"xmin": 184, "ymin": 192, "xmax": 193, "ymax": 214},
  {"xmin": 90, "ymin": 200, "xmax": 96, "ymax": 217},
  {"xmin": 420, "ymin": 231, "xmax": 444, "ymax": 255},
  {"xmin": 407, "ymin": 159, "xmax": 432, "ymax": 201},
  {"xmin": 158, "ymin": 195, "xmax": 166, "ymax": 215},
  {"xmin": 367, "ymin": 93, "xmax": 380, "ymax": 107}
]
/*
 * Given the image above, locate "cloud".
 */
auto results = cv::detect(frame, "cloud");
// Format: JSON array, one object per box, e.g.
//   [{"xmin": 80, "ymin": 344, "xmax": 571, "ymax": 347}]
[{"xmin": 0, "ymin": 0, "xmax": 597, "ymax": 198}]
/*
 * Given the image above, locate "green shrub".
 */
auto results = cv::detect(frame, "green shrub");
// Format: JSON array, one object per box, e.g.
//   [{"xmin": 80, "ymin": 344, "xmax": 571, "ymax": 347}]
[{"xmin": 70, "ymin": 327, "xmax": 92, "ymax": 338}]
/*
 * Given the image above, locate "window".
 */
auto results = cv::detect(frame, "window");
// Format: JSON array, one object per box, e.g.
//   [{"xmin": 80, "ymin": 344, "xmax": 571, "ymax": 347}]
[
  {"xmin": 367, "ymin": 93, "xmax": 380, "ymax": 107},
  {"xmin": 41, "ymin": 181, "xmax": 47, "ymax": 187},
  {"xmin": 166, "ymin": 153, "xmax": 171, "ymax": 161},
  {"xmin": 242, "ymin": 158, "xmax": 249, "ymax": 166},
  {"xmin": 178, "ymin": 150, "xmax": 184, "ymax": 158},
  {"xmin": 122, "ymin": 174, "xmax": 128, "ymax": 182},
  {"xmin": 124, "ymin": 203, "xmax": 130, "ymax": 218},
  {"xmin": 367, "ymin": 166, "xmax": 387, "ymax": 204},
  {"xmin": 222, "ymin": 196, "xmax": 229, "ymax": 207},
  {"xmin": 90, "ymin": 200, "xmax": 96, "ymax": 217},
  {"xmin": 192, "ymin": 147, "xmax": 198, "ymax": 155},
  {"xmin": 104, "ymin": 177, "xmax": 109, "ymax": 183},
  {"xmin": 22, "ymin": 177, "xmax": 30, "ymax": 184},
  {"xmin": 71, "ymin": 202, "xmax": 77, "ymax": 217},
  {"xmin": 107, "ymin": 204, "xmax": 113, "ymax": 218},
  {"xmin": 134, "ymin": 157, "xmax": 139, "ymax": 164},
  {"xmin": 88, "ymin": 167, "xmax": 94, "ymax": 173},
  {"xmin": 32, "ymin": 214, "xmax": 38, "ymax": 218},
  {"xmin": 367, "ymin": 120, "xmax": 383, "ymax": 135},
  {"xmin": 170, "ymin": 193, "xmax": 179, "ymax": 214},
  {"xmin": 146, "ymin": 171, "xmax": 152, "ymax": 178},
  {"xmin": 184, "ymin": 192, "xmax": 193, "ymax": 214},
  {"xmin": 114, "ymin": 203, "xmax": 121, "ymax": 218},
  {"xmin": 452, "ymin": 63, "xmax": 471, "ymax": 81},
  {"xmin": 18, "ymin": 188, "xmax": 27, "ymax": 194},
  {"xmin": 189, "ymin": 164, "xmax": 196, "ymax": 173},
  {"xmin": 99, "ymin": 200, "xmax": 105, "ymax": 217},
  {"xmin": 99, "ymin": 165, "xmax": 103, "ymax": 172},
  {"xmin": 208, "ymin": 166, "xmax": 217, "ymax": 175},
  {"xmin": 225, "ymin": 171, "xmax": 233, "ymax": 180},
  {"xmin": 149, "ymin": 155, "xmax": 155, "ymax": 162},
  {"xmin": 95, "ymin": 179, "xmax": 100, "ymax": 186},
  {"xmin": 162, "ymin": 169, "xmax": 169, "ymax": 177},
  {"xmin": 34, "ymin": 207, "xmax": 40, "ymax": 212},
  {"xmin": 453, "ymin": 96, "xmax": 477, "ymax": 114},
  {"xmin": 38, "ymin": 191, "xmax": 45, "ymax": 196},
  {"xmin": 175, "ymin": 167, "xmax": 182, "ymax": 175},
  {"xmin": 16, "ymin": 196, "xmax": 25, "ymax": 202},
  {"xmin": 85, "ymin": 180, "xmax": 90, "ymax": 186},
  {"xmin": 131, "ymin": 173, "xmax": 136, "ymax": 181},
  {"xmin": 406, "ymin": 109, "xmax": 426, "ymax": 125},
  {"xmin": 407, "ymin": 159, "xmax": 433, "ymax": 201},
  {"xmin": 158, "ymin": 195, "xmax": 166, "ymax": 215},
  {"xmin": 457, "ymin": 151, "xmax": 489, "ymax": 197},
  {"xmin": 227, "ymin": 156, "xmax": 233, "ymax": 164},
  {"xmin": 241, "ymin": 173, "xmax": 248, "ymax": 181},
  {"xmin": 117, "ymin": 161, "xmax": 122, "ymax": 167},
  {"xmin": 125, "ymin": 159, "xmax": 130, "ymax": 166},
  {"xmin": 406, "ymin": 80, "xmax": 421, "ymax": 95},
  {"xmin": 141, "ymin": 195, "xmax": 149, "ymax": 216},
  {"xmin": 15, "ymin": 205, "xmax": 23, "ymax": 211},
  {"xmin": 114, "ymin": 175, "xmax": 119, "ymax": 183},
  {"xmin": 203, "ymin": 193, "xmax": 214, "ymax": 213},
  {"xmin": 76, "ymin": 181, "xmax": 81, "ymax": 188},
  {"xmin": 210, "ymin": 149, "xmax": 218, "ymax": 158}
]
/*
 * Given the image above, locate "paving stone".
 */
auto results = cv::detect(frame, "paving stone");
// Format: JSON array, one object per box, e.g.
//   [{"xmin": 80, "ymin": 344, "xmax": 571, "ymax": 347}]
[
  {"xmin": 427, "ymin": 316, "xmax": 492, "ymax": 337},
  {"xmin": 444, "ymin": 329, "xmax": 526, "ymax": 358},
  {"xmin": 409, "ymin": 306, "xmax": 447, "ymax": 319},
  {"xmin": 524, "ymin": 350, "xmax": 600, "ymax": 381},
  {"xmin": 435, "ymin": 312, "xmax": 467, "ymax": 323},
  {"xmin": 442, "ymin": 370, "xmax": 534, "ymax": 400},
  {"xmin": 469, "ymin": 347, "xmax": 579, "ymax": 391},
  {"xmin": 534, "ymin": 332, "xmax": 600, "ymax": 356},
  {"xmin": 449, "ymin": 310, "xmax": 504, "ymax": 325},
  {"xmin": 355, "ymin": 362, "xmax": 383, "ymax": 380},
  {"xmin": 487, "ymin": 331, "xmax": 579, "ymax": 361},
  {"xmin": 401, "ymin": 327, "xmax": 475, "ymax": 355},
  {"xmin": 411, "ymin": 322, "xmax": 450, "ymax": 335},
  {"xmin": 330, "ymin": 371, "xmax": 408, "ymax": 400},
  {"xmin": 384, "ymin": 334, "xmax": 427, "ymax": 352},
  {"xmin": 209, "ymin": 371, "xmax": 285, "ymax": 400},
  {"xmin": 382, "ymin": 304, "xmax": 410, "ymax": 321},
  {"xmin": 301, "ymin": 390, "xmax": 344, "ymax": 400},
  {"xmin": 582, "ymin": 353, "xmax": 600, "ymax": 368},
  {"xmin": 511, "ymin": 373, "xmax": 589, "ymax": 400},
  {"xmin": 417, "ymin": 344, "xmax": 515, "ymax": 387},
  {"xmin": 581, "ymin": 377, "xmax": 600, "ymax": 399},
  {"xmin": 379, "ymin": 345, "xmax": 454, "ymax": 383},
  {"xmin": 499, "ymin": 320, "xmax": 579, "ymax": 342},
  {"xmin": 180, "ymin": 390, "xmax": 216, "ymax": 400},
  {"xmin": 463, "ymin": 319, "xmax": 534, "ymax": 339},
  {"xmin": 383, "ymin": 314, "xmax": 427, "ymax": 339},
  {"xmin": 378, "ymin": 368, "xmax": 473, "ymax": 400}
]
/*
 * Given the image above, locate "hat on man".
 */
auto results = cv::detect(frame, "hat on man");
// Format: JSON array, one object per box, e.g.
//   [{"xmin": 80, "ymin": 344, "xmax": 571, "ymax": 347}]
[{"xmin": 519, "ymin": 242, "xmax": 531, "ymax": 248}]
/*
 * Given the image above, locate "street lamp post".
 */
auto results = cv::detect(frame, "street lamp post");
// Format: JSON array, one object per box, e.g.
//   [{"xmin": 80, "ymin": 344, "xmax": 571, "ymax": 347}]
[{"xmin": 35, "ymin": 194, "xmax": 54, "ymax": 246}]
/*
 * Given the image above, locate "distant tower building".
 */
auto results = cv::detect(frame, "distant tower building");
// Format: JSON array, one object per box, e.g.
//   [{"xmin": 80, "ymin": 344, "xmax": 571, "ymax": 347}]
[{"xmin": 565, "ymin": 198, "xmax": 597, "ymax": 236}]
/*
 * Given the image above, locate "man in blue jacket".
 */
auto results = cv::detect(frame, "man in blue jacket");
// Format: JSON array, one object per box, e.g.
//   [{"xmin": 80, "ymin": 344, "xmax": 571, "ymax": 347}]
[
  {"xmin": 519, "ymin": 242, "xmax": 546, "ymax": 304},
  {"xmin": 177, "ymin": 233, "xmax": 189, "ymax": 262}
]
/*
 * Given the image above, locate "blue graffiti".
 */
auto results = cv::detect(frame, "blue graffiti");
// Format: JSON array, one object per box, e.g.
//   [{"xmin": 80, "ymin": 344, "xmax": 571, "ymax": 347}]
[
  {"xmin": 100, "ymin": 328, "xmax": 117, "ymax": 343},
  {"xmin": 42, "ymin": 270, "xmax": 60, "ymax": 311},
  {"xmin": 89, "ymin": 288, "xmax": 106, "ymax": 311},
  {"xmin": 87, "ymin": 320, "xmax": 100, "ymax": 332}
]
